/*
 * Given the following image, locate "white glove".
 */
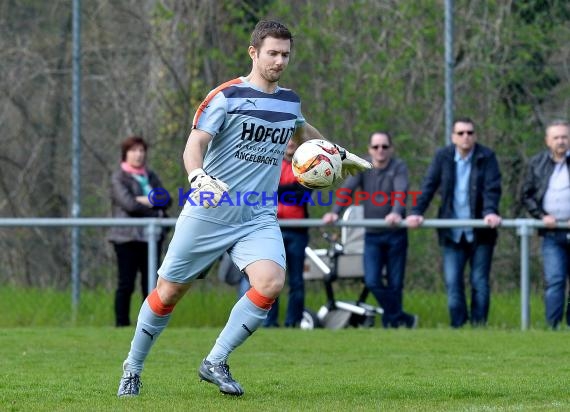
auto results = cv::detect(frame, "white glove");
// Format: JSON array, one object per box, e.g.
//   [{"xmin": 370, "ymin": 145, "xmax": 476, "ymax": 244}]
[
  {"xmin": 188, "ymin": 168, "xmax": 229, "ymax": 208},
  {"xmin": 334, "ymin": 144, "xmax": 373, "ymax": 178}
]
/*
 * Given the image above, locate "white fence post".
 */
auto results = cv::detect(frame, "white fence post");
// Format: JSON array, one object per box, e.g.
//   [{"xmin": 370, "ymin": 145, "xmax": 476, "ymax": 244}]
[
  {"xmin": 146, "ymin": 220, "xmax": 159, "ymax": 292},
  {"xmin": 516, "ymin": 219, "xmax": 534, "ymax": 331}
]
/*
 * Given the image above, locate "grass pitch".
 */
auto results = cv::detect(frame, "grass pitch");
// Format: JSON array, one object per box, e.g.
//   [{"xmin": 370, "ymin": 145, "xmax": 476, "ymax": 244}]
[{"xmin": 1, "ymin": 327, "xmax": 569, "ymax": 411}]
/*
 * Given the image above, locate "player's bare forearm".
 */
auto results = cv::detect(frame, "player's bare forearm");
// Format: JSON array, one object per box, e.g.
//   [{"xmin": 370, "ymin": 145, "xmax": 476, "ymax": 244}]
[
  {"xmin": 183, "ymin": 129, "xmax": 212, "ymax": 174},
  {"xmin": 292, "ymin": 122, "xmax": 326, "ymax": 145}
]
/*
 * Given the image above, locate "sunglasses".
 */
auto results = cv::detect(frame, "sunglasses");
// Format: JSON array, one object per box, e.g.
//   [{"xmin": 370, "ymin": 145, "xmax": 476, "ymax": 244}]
[
  {"xmin": 370, "ymin": 144, "xmax": 391, "ymax": 150},
  {"xmin": 455, "ymin": 130, "xmax": 474, "ymax": 136}
]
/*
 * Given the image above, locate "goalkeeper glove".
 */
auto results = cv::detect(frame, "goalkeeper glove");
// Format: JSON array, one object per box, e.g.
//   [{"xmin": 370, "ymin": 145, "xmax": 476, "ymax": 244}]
[
  {"xmin": 188, "ymin": 168, "xmax": 229, "ymax": 208},
  {"xmin": 334, "ymin": 144, "xmax": 373, "ymax": 179}
]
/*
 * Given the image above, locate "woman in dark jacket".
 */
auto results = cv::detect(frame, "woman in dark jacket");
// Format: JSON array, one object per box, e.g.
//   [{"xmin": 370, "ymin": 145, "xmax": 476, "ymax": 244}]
[{"xmin": 108, "ymin": 136, "xmax": 170, "ymax": 327}]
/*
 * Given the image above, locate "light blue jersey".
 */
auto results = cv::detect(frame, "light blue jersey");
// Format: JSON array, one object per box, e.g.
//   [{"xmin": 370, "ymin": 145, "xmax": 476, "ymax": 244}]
[
  {"xmin": 184, "ymin": 77, "xmax": 305, "ymax": 224},
  {"xmin": 158, "ymin": 77, "xmax": 305, "ymax": 282}
]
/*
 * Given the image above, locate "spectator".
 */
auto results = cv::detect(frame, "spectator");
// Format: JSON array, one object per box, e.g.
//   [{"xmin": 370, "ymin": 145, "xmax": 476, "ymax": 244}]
[
  {"xmin": 323, "ymin": 131, "xmax": 418, "ymax": 328},
  {"xmin": 521, "ymin": 119, "xmax": 570, "ymax": 329},
  {"xmin": 108, "ymin": 136, "xmax": 170, "ymax": 327},
  {"xmin": 407, "ymin": 118, "xmax": 502, "ymax": 328},
  {"xmin": 239, "ymin": 138, "xmax": 311, "ymax": 327}
]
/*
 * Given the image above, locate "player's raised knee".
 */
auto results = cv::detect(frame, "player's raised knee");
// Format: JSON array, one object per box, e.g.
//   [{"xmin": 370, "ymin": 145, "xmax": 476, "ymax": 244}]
[{"xmin": 156, "ymin": 278, "xmax": 191, "ymax": 306}]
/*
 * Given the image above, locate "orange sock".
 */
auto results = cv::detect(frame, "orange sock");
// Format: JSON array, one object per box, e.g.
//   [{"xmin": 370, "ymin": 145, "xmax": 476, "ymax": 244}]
[
  {"xmin": 147, "ymin": 289, "xmax": 175, "ymax": 316},
  {"xmin": 246, "ymin": 287, "xmax": 275, "ymax": 310}
]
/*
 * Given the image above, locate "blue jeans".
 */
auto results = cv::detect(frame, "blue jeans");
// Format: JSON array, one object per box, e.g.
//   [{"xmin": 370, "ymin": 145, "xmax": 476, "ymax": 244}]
[
  {"xmin": 239, "ymin": 230, "xmax": 309, "ymax": 327},
  {"xmin": 363, "ymin": 230, "xmax": 414, "ymax": 328},
  {"xmin": 442, "ymin": 238, "xmax": 494, "ymax": 328},
  {"xmin": 282, "ymin": 230, "xmax": 309, "ymax": 326},
  {"xmin": 541, "ymin": 232, "xmax": 570, "ymax": 328}
]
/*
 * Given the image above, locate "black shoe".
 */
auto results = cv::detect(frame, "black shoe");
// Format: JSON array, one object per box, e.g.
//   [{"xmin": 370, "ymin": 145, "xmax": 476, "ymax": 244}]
[
  {"xmin": 198, "ymin": 359, "xmax": 244, "ymax": 396},
  {"xmin": 405, "ymin": 314, "xmax": 419, "ymax": 329}
]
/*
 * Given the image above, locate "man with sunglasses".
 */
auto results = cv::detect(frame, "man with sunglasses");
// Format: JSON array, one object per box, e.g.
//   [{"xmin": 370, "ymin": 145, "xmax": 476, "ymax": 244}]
[
  {"xmin": 407, "ymin": 117, "xmax": 502, "ymax": 328},
  {"xmin": 323, "ymin": 131, "xmax": 418, "ymax": 328}
]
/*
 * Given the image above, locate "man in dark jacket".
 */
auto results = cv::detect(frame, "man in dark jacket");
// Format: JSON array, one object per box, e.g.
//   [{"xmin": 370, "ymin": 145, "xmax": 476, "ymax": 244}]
[
  {"xmin": 323, "ymin": 131, "xmax": 418, "ymax": 328},
  {"xmin": 407, "ymin": 118, "xmax": 502, "ymax": 328},
  {"xmin": 521, "ymin": 119, "xmax": 570, "ymax": 329}
]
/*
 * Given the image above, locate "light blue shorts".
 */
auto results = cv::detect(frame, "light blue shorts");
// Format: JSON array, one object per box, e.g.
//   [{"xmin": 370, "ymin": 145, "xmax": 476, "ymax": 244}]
[{"xmin": 157, "ymin": 213, "xmax": 285, "ymax": 283}]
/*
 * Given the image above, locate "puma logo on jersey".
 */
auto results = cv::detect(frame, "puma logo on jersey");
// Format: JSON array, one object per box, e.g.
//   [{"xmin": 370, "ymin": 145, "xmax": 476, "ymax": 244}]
[{"xmin": 245, "ymin": 99, "xmax": 257, "ymax": 107}]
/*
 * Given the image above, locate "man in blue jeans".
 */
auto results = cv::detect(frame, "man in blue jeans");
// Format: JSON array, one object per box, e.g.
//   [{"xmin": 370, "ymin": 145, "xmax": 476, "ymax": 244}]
[
  {"xmin": 323, "ymin": 131, "xmax": 417, "ymax": 328},
  {"xmin": 407, "ymin": 117, "xmax": 502, "ymax": 328},
  {"xmin": 521, "ymin": 119, "xmax": 570, "ymax": 329}
]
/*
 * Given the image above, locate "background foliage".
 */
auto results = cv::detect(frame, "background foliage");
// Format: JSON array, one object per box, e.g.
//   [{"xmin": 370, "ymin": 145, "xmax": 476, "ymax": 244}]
[{"xmin": 1, "ymin": 1, "xmax": 569, "ymax": 303}]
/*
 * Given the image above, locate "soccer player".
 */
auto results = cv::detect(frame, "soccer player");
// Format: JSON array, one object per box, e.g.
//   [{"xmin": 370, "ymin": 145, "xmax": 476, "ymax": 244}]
[{"xmin": 117, "ymin": 20, "xmax": 371, "ymax": 397}]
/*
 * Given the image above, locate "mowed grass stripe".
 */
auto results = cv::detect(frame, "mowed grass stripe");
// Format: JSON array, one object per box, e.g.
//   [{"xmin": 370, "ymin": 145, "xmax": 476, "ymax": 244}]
[{"xmin": 1, "ymin": 328, "xmax": 568, "ymax": 411}]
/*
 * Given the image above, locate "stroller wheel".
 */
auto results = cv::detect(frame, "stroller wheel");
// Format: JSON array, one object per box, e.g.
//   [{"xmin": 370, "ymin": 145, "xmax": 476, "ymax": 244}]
[
  {"xmin": 349, "ymin": 313, "xmax": 375, "ymax": 328},
  {"xmin": 300, "ymin": 309, "xmax": 321, "ymax": 330}
]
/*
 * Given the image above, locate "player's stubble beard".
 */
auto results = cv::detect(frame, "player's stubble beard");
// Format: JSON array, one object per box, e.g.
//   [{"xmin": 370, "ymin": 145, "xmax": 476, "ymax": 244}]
[{"xmin": 262, "ymin": 68, "xmax": 282, "ymax": 84}]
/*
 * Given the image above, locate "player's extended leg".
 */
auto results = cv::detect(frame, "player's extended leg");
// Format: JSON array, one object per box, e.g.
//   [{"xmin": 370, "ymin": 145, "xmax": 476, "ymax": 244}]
[
  {"xmin": 199, "ymin": 259, "xmax": 285, "ymax": 396},
  {"xmin": 117, "ymin": 278, "xmax": 191, "ymax": 397}
]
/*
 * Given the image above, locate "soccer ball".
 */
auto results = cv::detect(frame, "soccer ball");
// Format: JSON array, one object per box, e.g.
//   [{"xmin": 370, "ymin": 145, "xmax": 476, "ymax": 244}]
[{"xmin": 291, "ymin": 139, "xmax": 342, "ymax": 189}]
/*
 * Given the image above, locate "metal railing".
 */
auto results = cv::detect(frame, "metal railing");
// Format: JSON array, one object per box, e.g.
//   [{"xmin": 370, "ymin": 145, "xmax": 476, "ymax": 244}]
[{"xmin": 0, "ymin": 217, "xmax": 561, "ymax": 330}]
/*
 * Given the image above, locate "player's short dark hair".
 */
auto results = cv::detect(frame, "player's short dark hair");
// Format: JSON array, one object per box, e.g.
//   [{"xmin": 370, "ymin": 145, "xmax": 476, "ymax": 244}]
[
  {"xmin": 250, "ymin": 20, "xmax": 293, "ymax": 50},
  {"xmin": 121, "ymin": 136, "xmax": 147, "ymax": 161}
]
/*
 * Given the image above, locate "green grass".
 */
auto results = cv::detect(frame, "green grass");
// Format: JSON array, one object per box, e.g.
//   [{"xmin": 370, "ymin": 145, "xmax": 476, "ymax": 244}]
[
  {"xmin": 0, "ymin": 283, "xmax": 550, "ymax": 329},
  {"xmin": 1, "ymin": 327, "xmax": 569, "ymax": 411}
]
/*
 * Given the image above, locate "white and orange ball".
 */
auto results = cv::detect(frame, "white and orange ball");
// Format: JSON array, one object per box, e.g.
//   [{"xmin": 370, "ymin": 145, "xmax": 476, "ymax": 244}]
[{"xmin": 291, "ymin": 139, "xmax": 342, "ymax": 189}]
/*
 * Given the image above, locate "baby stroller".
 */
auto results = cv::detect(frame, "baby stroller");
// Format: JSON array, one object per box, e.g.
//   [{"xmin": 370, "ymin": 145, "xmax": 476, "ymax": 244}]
[{"xmin": 301, "ymin": 205, "xmax": 383, "ymax": 329}]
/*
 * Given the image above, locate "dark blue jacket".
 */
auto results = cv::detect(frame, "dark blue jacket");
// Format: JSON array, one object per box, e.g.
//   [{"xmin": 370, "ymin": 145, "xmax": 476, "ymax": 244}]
[{"xmin": 411, "ymin": 143, "xmax": 502, "ymax": 245}]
